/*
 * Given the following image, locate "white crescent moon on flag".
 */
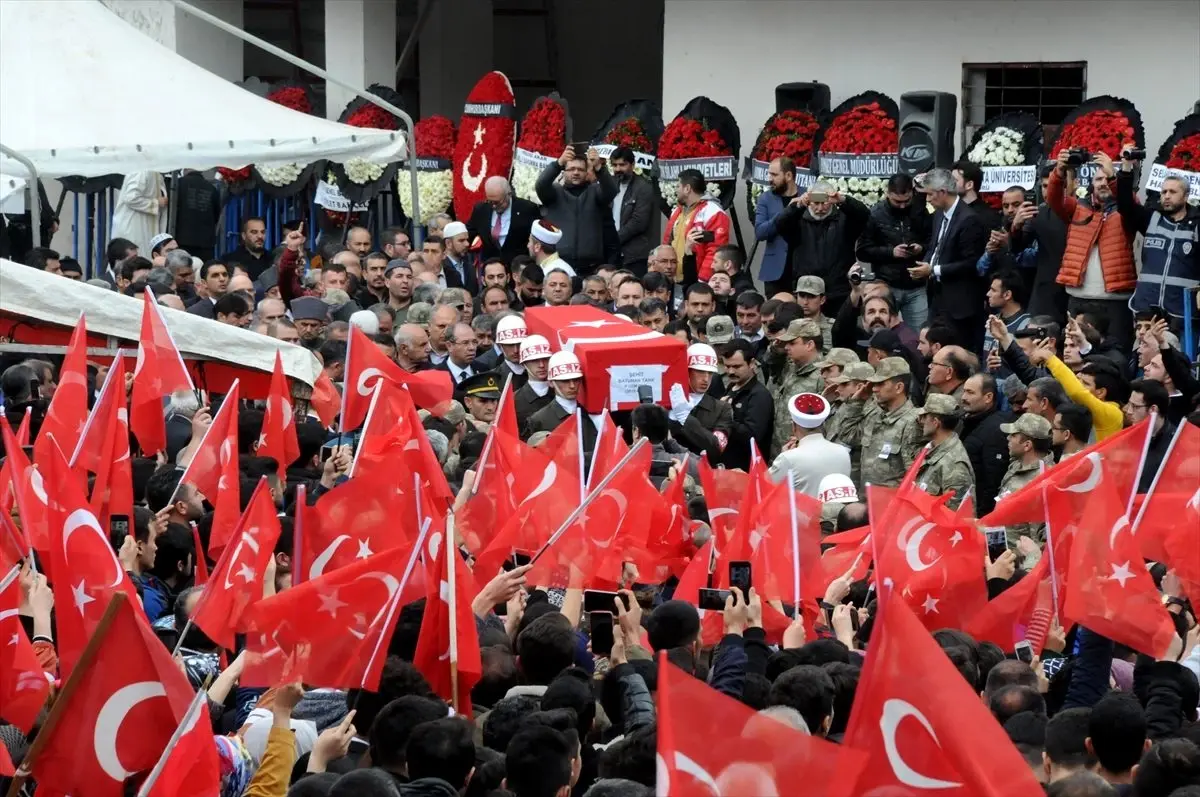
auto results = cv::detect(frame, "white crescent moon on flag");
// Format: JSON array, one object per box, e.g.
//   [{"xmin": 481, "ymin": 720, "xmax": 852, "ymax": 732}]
[
  {"xmin": 462, "ymin": 152, "xmax": 489, "ymax": 193},
  {"xmin": 590, "ymin": 489, "xmax": 629, "ymax": 549},
  {"xmin": 897, "ymin": 519, "xmax": 940, "ymax": 572},
  {"xmin": 520, "ymin": 462, "xmax": 558, "ymax": 504},
  {"xmin": 29, "ymin": 467, "xmax": 48, "ymax": 506},
  {"xmin": 1063, "ymin": 453, "xmax": 1102, "ymax": 493},
  {"xmin": 223, "ymin": 532, "xmax": 262, "ymax": 589},
  {"xmin": 348, "ymin": 571, "xmax": 400, "ymax": 640},
  {"xmin": 356, "ymin": 367, "xmax": 384, "ymax": 398},
  {"xmin": 309, "ymin": 534, "xmax": 350, "ymax": 581},
  {"xmin": 64, "ymin": 508, "xmax": 124, "ymax": 588},
  {"xmin": 93, "ymin": 681, "xmax": 167, "ymax": 781},
  {"xmin": 1108, "ymin": 515, "xmax": 1130, "ymax": 549},
  {"xmin": 880, "ymin": 698, "xmax": 962, "ymax": 790}
]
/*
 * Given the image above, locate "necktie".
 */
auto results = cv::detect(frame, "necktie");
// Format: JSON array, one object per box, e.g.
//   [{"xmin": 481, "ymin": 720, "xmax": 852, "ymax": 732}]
[
  {"xmin": 492, "ymin": 211, "xmax": 503, "ymax": 245},
  {"xmin": 931, "ymin": 215, "xmax": 950, "ymax": 266}
]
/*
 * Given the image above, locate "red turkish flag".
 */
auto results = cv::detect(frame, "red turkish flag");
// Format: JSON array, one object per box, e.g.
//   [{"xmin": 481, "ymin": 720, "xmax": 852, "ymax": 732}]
[
  {"xmin": 2, "ymin": 419, "xmax": 49, "ymax": 552},
  {"xmin": 495, "ymin": 374, "xmax": 519, "ymax": 440},
  {"xmin": 29, "ymin": 593, "xmax": 205, "ymax": 797},
  {"xmin": 657, "ymin": 653, "xmax": 865, "ymax": 797},
  {"xmin": 309, "ymin": 371, "xmax": 340, "ymax": 428},
  {"xmin": 0, "ymin": 742, "xmax": 12, "ymax": 777},
  {"xmin": 981, "ymin": 418, "xmax": 1152, "ymax": 528},
  {"xmin": 0, "ymin": 411, "xmax": 31, "ymax": 513},
  {"xmin": 142, "ymin": 689, "xmax": 221, "ymax": 797},
  {"xmin": 33, "ymin": 316, "xmax": 90, "ymax": 470},
  {"xmin": 130, "ymin": 288, "xmax": 195, "ymax": 454},
  {"xmin": 1131, "ymin": 420, "xmax": 1200, "ymax": 564},
  {"xmin": 843, "ymin": 597, "xmax": 1043, "ymax": 796},
  {"xmin": 0, "ymin": 512, "xmax": 28, "ymax": 572},
  {"xmin": 624, "ymin": 463, "xmax": 693, "ymax": 584},
  {"xmin": 413, "ymin": 536, "xmax": 481, "ymax": 716},
  {"xmin": 352, "ymin": 381, "xmax": 454, "ymax": 509},
  {"xmin": 728, "ymin": 479, "xmax": 825, "ymax": 607},
  {"xmin": 696, "ymin": 456, "xmax": 748, "ymax": 545},
  {"xmin": 965, "ymin": 555, "xmax": 1059, "ymax": 655},
  {"xmin": 869, "ymin": 484, "xmax": 988, "ymax": 632},
  {"xmin": 341, "ymin": 326, "xmax": 452, "ymax": 432},
  {"xmin": 256, "ymin": 352, "xmax": 300, "ymax": 481},
  {"xmin": 1055, "ymin": 480, "xmax": 1177, "ymax": 658},
  {"xmin": 75, "ymin": 356, "xmax": 134, "ymax": 535},
  {"xmin": 0, "ymin": 566, "xmax": 50, "ymax": 733},
  {"xmin": 456, "ymin": 425, "xmax": 526, "ymax": 556},
  {"xmin": 44, "ymin": 442, "xmax": 139, "ymax": 678},
  {"xmin": 241, "ymin": 541, "xmax": 423, "ymax": 690},
  {"xmin": 177, "ymin": 381, "xmax": 241, "ymax": 553},
  {"xmin": 191, "ymin": 521, "xmax": 209, "ymax": 587},
  {"xmin": 190, "ymin": 479, "xmax": 282, "ymax": 649}
]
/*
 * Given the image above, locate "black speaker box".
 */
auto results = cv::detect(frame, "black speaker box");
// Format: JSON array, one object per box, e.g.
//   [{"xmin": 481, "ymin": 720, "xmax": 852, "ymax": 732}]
[
  {"xmin": 898, "ymin": 91, "xmax": 957, "ymax": 174},
  {"xmin": 774, "ymin": 82, "xmax": 831, "ymax": 116}
]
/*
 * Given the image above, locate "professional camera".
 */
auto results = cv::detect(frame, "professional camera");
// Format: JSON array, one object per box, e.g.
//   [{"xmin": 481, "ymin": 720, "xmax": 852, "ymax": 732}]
[
  {"xmin": 1121, "ymin": 148, "xmax": 1147, "ymax": 161},
  {"xmin": 1065, "ymin": 148, "xmax": 1092, "ymax": 167},
  {"xmin": 848, "ymin": 263, "xmax": 875, "ymax": 285}
]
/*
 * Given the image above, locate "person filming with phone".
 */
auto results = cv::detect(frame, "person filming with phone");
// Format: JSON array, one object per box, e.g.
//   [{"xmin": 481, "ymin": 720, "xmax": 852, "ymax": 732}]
[
  {"xmin": 855, "ymin": 173, "xmax": 932, "ymax": 328},
  {"xmin": 664, "ymin": 167, "xmax": 731, "ymax": 289},
  {"xmin": 774, "ymin": 179, "xmax": 870, "ymax": 318}
]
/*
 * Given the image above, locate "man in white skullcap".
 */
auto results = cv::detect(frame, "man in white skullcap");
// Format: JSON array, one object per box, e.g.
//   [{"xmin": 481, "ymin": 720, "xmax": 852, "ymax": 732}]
[
  {"xmin": 767, "ymin": 392, "xmax": 852, "ymax": 497},
  {"xmin": 348, "ymin": 309, "xmax": 380, "ymax": 336},
  {"xmin": 528, "ymin": 220, "xmax": 576, "ymax": 279},
  {"xmin": 439, "ymin": 221, "xmax": 478, "ymax": 293}
]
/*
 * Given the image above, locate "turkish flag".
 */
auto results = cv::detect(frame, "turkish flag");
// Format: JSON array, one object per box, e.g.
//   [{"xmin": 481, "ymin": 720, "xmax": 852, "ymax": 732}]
[
  {"xmin": 241, "ymin": 541, "xmax": 422, "ymax": 690},
  {"xmin": 869, "ymin": 484, "xmax": 988, "ymax": 632},
  {"xmin": 130, "ymin": 288, "xmax": 195, "ymax": 455},
  {"xmin": 696, "ymin": 456, "xmax": 748, "ymax": 545},
  {"xmin": 352, "ymin": 381, "xmax": 454, "ymax": 509},
  {"xmin": 0, "ymin": 567, "xmax": 50, "ymax": 733},
  {"xmin": 819, "ymin": 524, "xmax": 872, "ymax": 591},
  {"xmin": 44, "ymin": 442, "xmax": 139, "ymax": 679},
  {"xmin": 965, "ymin": 555, "xmax": 1059, "ymax": 655},
  {"xmin": 177, "ymin": 381, "xmax": 241, "ymax": 553},
  {"xmin": 2, "ymin": 419, "xmax": 48, "ymax": 552},
  {"xmin": 457, "ymin": 425, "xmax": 527, "ymax": 556},
  {"xmin": 413, "ymin": 538, "xmax": 481, "ymax": 716},
  {"xmin": 657, "ymin": 653, "xmax": 866, "ymax": 797},
  {"xmin": 453, "ymin": 71, "xmax": 516, "ymax": 219},
  {"xmin": 309, "ymin": 371, "xmax": 340, "ymax": 428},
  {"xmin": 843, "ymin": 596, "xmax": 1043, "ymax": 796},
  {"xmin": 0, "ymin": 512, "xmax": 28, "ymax": 572},
  {"xmin": 1055, "ymin": 480, "xmax": 1177, "ymax": 658},
  {"xmin": 495, "ymin": 375, "xmax": 519, "ymax": 440},
  {"xmin": 75, "ymin": 356, "xmax": 134, "ymax": 535},
  {"xmin": 142, "ymin": 689, "xmax": 220, "ymax": 797},
  {"xmin": 190, "ymin": 479, "xmax": 282, "ymax": 649},
  {"xmin": 0, "ymin": 411, "xmax": 31, "ymax": 513},
  {"xmin": 981, "ymin": 418, "xmax": 1151, "ymax": 528},
  {"xmin": 624, "ymin": 464, "xmax": 693, "ymax": 584},
  {"xmin": 1131, "ymin": 420, "xmax": 1200, "ymax": 564},
  {"xmin": 29, "ymin": 593, "xmax": 205, "ymax": 797},
  {"xmin": 191, "ymin": 521, "xmax": 209, "ymax": 587},
  {"xmin": 300, "ymin": 457, "xmax": 413, "ymax": 583},
  {"xmin": 256, "ymin": 352, "xmax": 300, "ymax": 481},
  {"xmin": 33, "ymin": 316, "xmax": 90, "ymax": 471},
  {"xmin": 0, "ymin": 742, "xmax": 12, "ymax": 777},
  {"xmin": 341, "ymin": 326, "xmax": 452, "ymax": 432}
]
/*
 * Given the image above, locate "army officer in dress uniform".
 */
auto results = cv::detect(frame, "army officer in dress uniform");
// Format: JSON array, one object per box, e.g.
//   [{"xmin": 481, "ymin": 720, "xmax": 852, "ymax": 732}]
[
  {"xmin": 667, "ymin": 343, "xmax": 733, "ymax": 465},
  {"xmin": 461, "ymin": 372, "xmax": 503, "ymax": 432}
]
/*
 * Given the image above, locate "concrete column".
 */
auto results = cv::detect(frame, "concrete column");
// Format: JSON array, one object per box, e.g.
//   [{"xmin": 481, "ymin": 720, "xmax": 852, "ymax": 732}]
[
  {"xmin": 325, "ymin": 0, "xmax": 397, "ymax": 120},
  {"xmin": 175, "ymin": 0, "xmax": 244, "ymax": 83},
  {"xmin": 418, "ymin": 0, "xmax": 493, "ymax": 118}
]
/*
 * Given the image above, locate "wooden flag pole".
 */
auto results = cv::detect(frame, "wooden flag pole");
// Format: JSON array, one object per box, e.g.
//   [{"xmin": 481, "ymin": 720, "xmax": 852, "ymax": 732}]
[
  {"xmin": 447, "ymin": 511, "xmax": 459, "ymax": 714},
  {"xmin": 7, "ymin": 592, "xmax": 129, "ymax": 797}
]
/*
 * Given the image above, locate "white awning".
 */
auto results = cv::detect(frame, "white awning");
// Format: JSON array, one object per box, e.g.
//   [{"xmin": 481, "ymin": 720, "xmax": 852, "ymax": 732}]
[
  {"xmin": 0, "ymin": 0, "xmax": 406, "ymax": 179},
  {"xmin": 0, "ymin": 259, "xmax": 323, "ymax": 388}
]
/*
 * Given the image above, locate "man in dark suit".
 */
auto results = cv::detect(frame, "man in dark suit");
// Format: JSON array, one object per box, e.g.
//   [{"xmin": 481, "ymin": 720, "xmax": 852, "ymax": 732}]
[
  {"xmin": 514, "ymin": 333, "xmax": 554, "ymax": 431},
  {"xmin": 608, "ymin": 146, "xmax": 656, "ymax": 276},
  {"xmin": 467, "ymin": 176, "xmax": 539, "ymax": 265},
  {"xmin": 437, "ymin": 320, "xmax": 480, "ymax": 401},
  {"xmin": 910, "ymin": 169, "xmax": 989, "ymax": 354},
  {"xmin": 440, "ymin": 221, "xmax": 479, "ymax": 294}
]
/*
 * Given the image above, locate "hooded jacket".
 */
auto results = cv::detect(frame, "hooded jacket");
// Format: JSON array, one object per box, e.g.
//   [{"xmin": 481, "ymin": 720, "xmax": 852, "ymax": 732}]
[{"xmin": 855, "ymin": 197, "xmax": 933, "ymax": 288}]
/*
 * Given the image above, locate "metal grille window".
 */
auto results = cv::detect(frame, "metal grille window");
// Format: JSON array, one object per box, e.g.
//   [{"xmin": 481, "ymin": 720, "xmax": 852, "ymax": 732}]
[{"xmin": 961, "ymin": 62, "xmax": 1087, "ymax": 150}]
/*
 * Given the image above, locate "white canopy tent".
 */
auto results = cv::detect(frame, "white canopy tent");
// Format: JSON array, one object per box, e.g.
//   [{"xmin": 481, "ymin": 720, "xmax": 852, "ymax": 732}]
[
  {"xmin": 0, "ymin": 0, "xmax": 406, "ymax": 179},
  {"xmin": 0, "ymin": 260, "xmax": 323, "ymax": 389}
]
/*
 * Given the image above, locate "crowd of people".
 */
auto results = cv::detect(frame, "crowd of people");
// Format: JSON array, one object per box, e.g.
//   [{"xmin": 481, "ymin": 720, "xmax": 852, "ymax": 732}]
[{"xmin": 0, "ymin": 136, "xmax": 1199, "ymax": 797}]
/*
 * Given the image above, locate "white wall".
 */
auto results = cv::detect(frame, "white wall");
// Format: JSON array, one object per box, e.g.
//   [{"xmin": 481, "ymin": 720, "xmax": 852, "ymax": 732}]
[{"xmin": 664, "ymin": 0, "xmax": 1200, "ymax": 256}]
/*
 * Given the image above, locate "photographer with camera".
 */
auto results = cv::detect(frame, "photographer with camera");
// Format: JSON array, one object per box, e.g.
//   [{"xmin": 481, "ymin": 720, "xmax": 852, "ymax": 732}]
[
  {"xmin": 1114, "ymin": 144, "xmax": 1199, "ymax": 339},
  {"xmin": 1047, "ymin": 147, "xmax": 1137, "ymax": 352}
]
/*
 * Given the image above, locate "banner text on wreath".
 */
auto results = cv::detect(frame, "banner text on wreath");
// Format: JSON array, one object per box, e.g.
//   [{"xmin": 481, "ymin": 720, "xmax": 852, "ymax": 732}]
[
  {"xmin": 818, "ymin": 153, "xmax": 900, "ymax": 178},
  {"xmin": 657, "ymin": 156, "xmax": 738, "ymax": 182}
]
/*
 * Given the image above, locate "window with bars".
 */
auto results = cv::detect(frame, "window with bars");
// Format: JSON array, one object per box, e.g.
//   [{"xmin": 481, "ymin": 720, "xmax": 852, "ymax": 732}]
[{"xmin": 961, "ymin": 62, "xmax": 1087, "ymax": 150}]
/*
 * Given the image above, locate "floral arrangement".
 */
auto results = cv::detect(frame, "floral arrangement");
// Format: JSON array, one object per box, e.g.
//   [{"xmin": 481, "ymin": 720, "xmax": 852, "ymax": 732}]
[
  {"xmin": 817, "ymin": 93, "xmax": 898, "ymax": 205},
  {"xmin": 257, "ymin": 162, "xmax": 304, "ymax": 187},
  {"xmin": 1148, "ymin": 113, "xmax": 1200, "ymax": 202},
  {"xmin": 657, "ymin": 117, "xmax": 732, "ymax": 211},
  {"xmin": 344, "ymin": 104, "xmax": 399, "ymax": 132},
  {"xmin": 254, "ymin": 82, "xmax": 318, "ymax": 193},
  {"xmin": 605, "ymin": 118, "xmax": 654, "ymax": 157},
  {"xmin": 513, "ymin": 94, "xmax": 570, "ymax": 204},
  {"xmin": 453, "ymin": 71, "xmax": 517, "ymax": 220},
  {"xmin": 964, "ymin": 112, "xmax": 1044, "ymax": 210},
  {"xmin": 1048, "ymin": 97, "xmax": 1142, "ymax": 161},
  {"xmin": 968, "ymin": 126, "xmax": 1025, "ymax": 166},
  {"xmin": 267, "ymin": 85, "xmax": 312, "ymax": 115},
  {"xmin": 217, "ymin": 166, "xmax": 253, "ymax": 186},
  {"xmin": 397, "ymin": 115, "xmax": 457, "ymax": 225},
  {"xmin": 328, "ymin": 84, "xmax": 406, "ymax": 203},
  {"xmin": 1165, "ymin": 133, "xmax": 1200, "ymax": 171},
  {"xmin": 746, "ymin": 110, "xmax": 823, "ymax": 217},
  {"xmin": 591, "ymin": 100, "xmax": 663, "ymax": 183}
]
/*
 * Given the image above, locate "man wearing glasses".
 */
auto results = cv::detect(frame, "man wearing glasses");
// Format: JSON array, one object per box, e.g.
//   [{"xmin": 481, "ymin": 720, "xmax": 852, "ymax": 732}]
[{"xmin": 468, "ymin": 175, "xmax": 539, "ymax": 264}]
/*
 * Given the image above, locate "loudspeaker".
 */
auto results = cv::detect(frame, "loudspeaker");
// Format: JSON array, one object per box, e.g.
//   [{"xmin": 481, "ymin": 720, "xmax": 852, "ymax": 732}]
[
  {"xmin": 774, "ymin": 82, "xmax": 831, "ymax": 115},
  {"xmin": 898, "ymin": 91, "xmax": 957, "ymax": 175}
]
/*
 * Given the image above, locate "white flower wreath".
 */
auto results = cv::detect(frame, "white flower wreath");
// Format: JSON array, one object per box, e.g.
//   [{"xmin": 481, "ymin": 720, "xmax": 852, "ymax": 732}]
[
  {"xmin": 397, "ymin": 170, "xmax": 453, "ymax": 225},
  {"xmin": 967, "ymin": 127, "xmax": 1025, "ymax": 167}
]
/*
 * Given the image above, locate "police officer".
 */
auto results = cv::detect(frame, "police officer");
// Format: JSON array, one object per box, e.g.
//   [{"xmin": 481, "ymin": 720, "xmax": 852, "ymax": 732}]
[
  {"xmin": 994, "ymin": 413, "xmax": 1055, "ymax": 568},
  {"xmin": 914, "ymin": 393, "xmax": 976, "ymax": 512},
  {"xmin": 825, "ymin": 361, "xmax": 875, "ymax": 486},
  {"xmin": 769, "ymin": 318, "xmax": 825, "ymax": 457},
  {"xmin": 860, "ymin": 357, "xmax": 923, "ymax": 488},
  {"xmin": 668, "ymin": 343, "xmax": 733, "ymax": 465},
  {"xmin": 513, "ymin": 334, "xmax": 554, "ymax": 431},
  {"xmin": 461, "ymin": 372, "xmax": 503, "ymax": 432}
]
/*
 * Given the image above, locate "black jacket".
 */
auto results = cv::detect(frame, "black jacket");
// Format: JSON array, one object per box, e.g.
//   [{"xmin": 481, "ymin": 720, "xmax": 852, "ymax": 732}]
[
  {"xmin": 514, "ymin": 382, "xmax": 553, "ymax": 430},
  {"xmin": 223, "ymin": 245, "xmax": 270, "ymax": 281},
  {"xmin": 669, "ymin": 393, "xmax": 733, "ymax": 466},
  {"xmin": 960, "ymin": 408, "xmax": 1012, "ymax": 516},
  {"xmin": 400, "ymin": 777, "xmax": 460, "ymax": 797},
  {"xmin": 1009, "ymin": 206, "xmax": 1068, "ymax": 321},
  {"xmin": 926, "ymin": 200, "xmax": 989, "ymax": 321},
  {"xmin": 775, "ymin": 198, "xmax": 870, "ymax": 308},
  {"xmin": 613, "ymin": 173, "xmax": 656, "ymax": 265},
  {"xmin": 173, "ymin": 172, "xmax": 221, "ymax": 255},
  {"xmin": 1138, "ymin": 420, "xmax": 1177, "ymax": 494},
  {"xmin": 467, "ymin": 196, "xmax": 540, "ymax": 265},
  {"xmin": 1161, "ymin": 345, "xmax": 1200, "ymax": 424},
  {"xmin": 720, "ymin": 380, "xmax": 773, "ymax": 471},
  {"xmin": 536, "ymin": 162, "xmax": 619, "ymax": 267},
  {"xmin": 441, "ymin": 254, "xmax": 479, "ymax": 294},
  {"xmin": 855, "ymin": 198, "xmax": 933, "ymax": 288}
]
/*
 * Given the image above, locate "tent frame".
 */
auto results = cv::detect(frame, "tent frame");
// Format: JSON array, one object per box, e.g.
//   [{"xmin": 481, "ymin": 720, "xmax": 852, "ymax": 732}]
[
  {"xmin": 169, "ymin": 0, "xmax": 426, "ymax": 246},
  {"xmin": 0, "ymin": 143, "xmax": 39, "ymax": 250}
]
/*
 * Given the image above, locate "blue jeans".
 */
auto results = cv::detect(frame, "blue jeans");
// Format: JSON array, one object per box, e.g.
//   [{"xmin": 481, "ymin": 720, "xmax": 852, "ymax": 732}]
[{"xmin": 890, "ymin": 285, "xmax": 929, "ymax": 330}]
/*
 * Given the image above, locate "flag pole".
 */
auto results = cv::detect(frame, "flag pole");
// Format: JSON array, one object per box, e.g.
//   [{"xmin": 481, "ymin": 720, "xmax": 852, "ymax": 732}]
[
  {"xmin": 167, "ymin": 378, "xmax": 241, "ymax": 506},
  {"xmin": 446, "ymin": 510, "xmax": 459, "ymax": 714},
  {"xmin": 7, "ymin": 592, "xmax": 128, "ymax": 797},
  {"xmin": 1131, "ymin": 414, "xmax": 1182, "ymax": 534},
  {"xmin": 470, "ymin": 375, "xmax": 512, "ymax": 497},
  {"xmin": 348, "ymin": 381, "xmax": 384, "ymax": 479},
  {"xmin": 531, "ymin": 438, "xmax": 649, "ymax": 565},
  {"xmin": 787, "ymin": 471, "xmax": 802, "ymax": 621},
  {"xmin": 134, "ymin": 685, "xmax": 208, "ymax": 797},
  {"xmin": 1126, "ymin": 410, "xmax": 1158, "ymax": 518},
  {"xmin": 1039, "ymin": 484, "xmax": 1061, "ymax": 624},
  {"xmin": 292, "ymin": 484, "xmax": 307, "ymax": 586}
]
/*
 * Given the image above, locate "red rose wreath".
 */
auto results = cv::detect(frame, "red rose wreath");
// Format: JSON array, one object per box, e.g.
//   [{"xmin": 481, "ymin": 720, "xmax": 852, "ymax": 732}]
[
  {"xmin": 745, "ymin": 109, "xmax": 823, "ymax": 221},
  {"xmin": 453, "ymin": 71, "xmax": 517, "ymax": 219},
  {"xmin": 605, "ymin": 118, "xmax": 655, "ymax": 154},
  {"xmin": 656, "ymin": 96, "xmax": 740, "ymax": 216},
  {"xmin": 591, "ymin": 99, "xmax": 664, "ymax": 177},
  {"xmin": 1047, "ymin": 97, "xmax": 1143, "ymax": 199},
  {"xmin": 513, "ymin": 94, "xmax": 571, "ymax": 204},
  {"xmin": 327, "ymin": 83, "xmax": 405, "ymax": 207},
  {"xmin": 398, "ymin": 116, "xmax": 457, "ymax": 225},
  {"xmin": 1147, "ymin": 112, "xmax": 1200, "ymax": 202},
  {"xmin": 817, "ymin": 92, "xmax": 898, "ymax": 205},
  {"xmin": 253, "ymin": 81, "xmax": 322, "ymax": 197}
]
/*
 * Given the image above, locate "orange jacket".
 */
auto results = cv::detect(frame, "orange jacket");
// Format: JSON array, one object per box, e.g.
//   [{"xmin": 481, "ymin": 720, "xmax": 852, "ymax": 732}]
[{"xmin": 1047, "ymin": 168, "xmax": 1136, "ymax": 293}]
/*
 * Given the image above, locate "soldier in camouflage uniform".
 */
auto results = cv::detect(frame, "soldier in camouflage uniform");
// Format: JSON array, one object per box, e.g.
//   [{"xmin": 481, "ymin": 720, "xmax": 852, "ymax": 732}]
[
  {"xmin": 914, "ymin": 393, "xmax": 976, "ymax": 512},
  {"xmin": 768, "ymin": 318, "xmax": 825, "ymax": 457},
  {"xmin": 859, "ymin": 357, "xmax": 923, "ymax": 488},
  {"xmin": 993, "ymin": 413, "xmax": 1056, "ymax": 569},
  {"xmin": 824, "ymin": 361, "xmax": 875, "ymax": 486},
  {"xmin": 794, "ymin": 276, "xmax": 834, "ymax": 352}
]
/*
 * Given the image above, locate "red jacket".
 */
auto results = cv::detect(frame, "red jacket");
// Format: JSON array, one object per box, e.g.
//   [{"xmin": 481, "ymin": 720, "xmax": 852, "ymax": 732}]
[
  {"xmin": 1047, "ymin": 168, "xmax": 1136, "ymax": 294},
  {"xmin": 664, "ymin": 197, "xmax": 731, "ymax": 281}
]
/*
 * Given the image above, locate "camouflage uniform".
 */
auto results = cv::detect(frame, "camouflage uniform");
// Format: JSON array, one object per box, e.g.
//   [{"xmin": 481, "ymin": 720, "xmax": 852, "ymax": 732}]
[
  {"xmin": 823, "ymin": 360, "xmax": 875, "ymax": 485},
  {"xmin": 859, "ymin": 358, "xmax": 923, "ymax": 488},
  {"xmin": 913, "ymin": 394, "xmax": 976, "ymax": 512},
  {"xmin": 768, "ymin": 318, "xmax": 826, "ymax": 458},
  {"xmin": 991, "ymin": 413, "xmax": 1056, "ymax": 569}
]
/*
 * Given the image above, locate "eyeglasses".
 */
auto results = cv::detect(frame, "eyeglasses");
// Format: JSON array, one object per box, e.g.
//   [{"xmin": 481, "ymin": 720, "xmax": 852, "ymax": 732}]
[{"xmin": 1125, "ymin": 401, "xmax": 1147, "ymax": 410}]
